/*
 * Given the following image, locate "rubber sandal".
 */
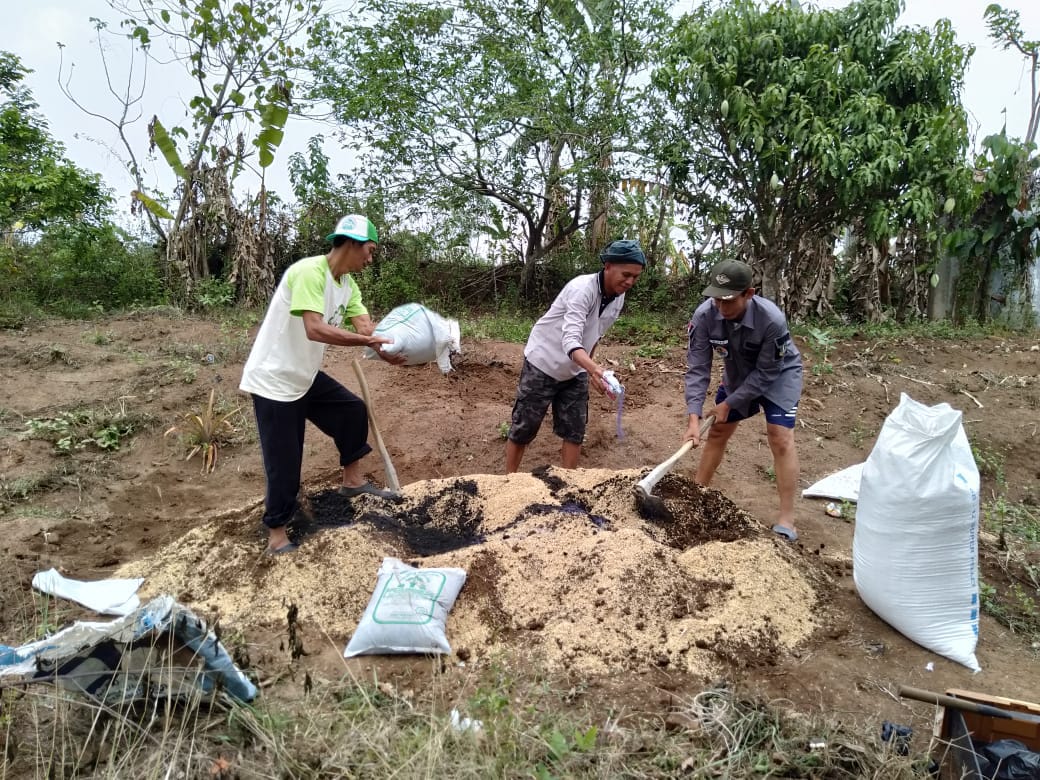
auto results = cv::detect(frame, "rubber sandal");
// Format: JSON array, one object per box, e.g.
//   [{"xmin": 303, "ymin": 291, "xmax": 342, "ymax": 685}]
[
  {"xmin": 265, "ymin": 542, "xmax": 298, "ymax": 555},
  {"xmin": 338, "ymin": 483, "xmax": 400, "ymax": 500},
  {"xmin": 771, "ymin": 524, "xmax": 798, "ymax": 542}
]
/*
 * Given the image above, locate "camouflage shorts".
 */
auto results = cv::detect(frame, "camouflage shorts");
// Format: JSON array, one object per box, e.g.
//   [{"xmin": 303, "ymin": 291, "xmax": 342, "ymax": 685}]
[{"xmin": 508, "ymin": 359, "xmax": 589, "ymax": 445}]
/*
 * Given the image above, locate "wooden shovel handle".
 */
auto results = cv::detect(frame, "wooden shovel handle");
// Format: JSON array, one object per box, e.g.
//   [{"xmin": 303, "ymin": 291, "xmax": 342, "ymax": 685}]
[{"xmin": 351, "ymin": 359, "xmax": 401, "ymax": 492}]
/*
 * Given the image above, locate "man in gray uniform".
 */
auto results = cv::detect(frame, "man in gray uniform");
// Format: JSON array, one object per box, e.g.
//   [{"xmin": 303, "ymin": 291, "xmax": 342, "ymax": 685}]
[
  {"xmin": 684, "ymin": 259, "xmax": 803, "ymax": 541},
  {"xmin": 505, "ymin": 240, "xmax": 645, "ymax": 472}
]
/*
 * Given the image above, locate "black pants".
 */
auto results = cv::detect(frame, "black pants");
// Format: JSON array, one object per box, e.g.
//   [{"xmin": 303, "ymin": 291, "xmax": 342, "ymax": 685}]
[{"xmin": 252, "ymin": 371, "xmax": 372, "ymax": 529}]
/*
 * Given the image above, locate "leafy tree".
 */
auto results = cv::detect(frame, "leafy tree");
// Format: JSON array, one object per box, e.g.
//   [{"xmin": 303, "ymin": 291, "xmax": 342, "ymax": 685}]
[
  {"xmin": 0, "ymin": 52, "xmax": 107, "ymax": 232},
  {"xmin": 309, "ymin": 0, "xmax": 668, "ymax": 289},
  {"xmin": 948, "ymin": 133, "xmax": 1039, "ymax": 322},
  {"xmin": 651, "ymin": 0, "xmax": 974, "ymax": 318},
  {"xmin": 59, "ymin": 0, "xmax": 325, "ymax": 300},
  {"xmin": 985, "ymin": 3, "xmax": 1040, "ymax": 145}
]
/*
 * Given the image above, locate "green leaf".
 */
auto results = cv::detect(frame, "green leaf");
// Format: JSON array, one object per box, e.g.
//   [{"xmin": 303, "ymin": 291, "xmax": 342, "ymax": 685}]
[
  {"xmin": 546, "ymin": 729, "xmax": 570, "ymax": 761},
  {"xmin": 131, "ymin": 189, "xmax": 174, "ymax": 219},
  {"xmin": 149, "ymin": 117, "xmax": 187, "ymax": 178}
]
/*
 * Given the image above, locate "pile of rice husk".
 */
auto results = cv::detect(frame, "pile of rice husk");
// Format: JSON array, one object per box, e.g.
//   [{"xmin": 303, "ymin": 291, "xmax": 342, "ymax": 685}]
[{"xmin": 118, "ymin": 467, "xmax": 819, "ymax": 676}]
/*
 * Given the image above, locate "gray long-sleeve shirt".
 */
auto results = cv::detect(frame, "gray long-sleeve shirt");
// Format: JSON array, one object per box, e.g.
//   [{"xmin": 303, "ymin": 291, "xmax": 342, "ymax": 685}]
[
  {"xmin": 524, "ymin": 272, "xmax": 625, "ymax": 381},
  {"xmin": 684, "ymin": 295, "xmax": 803, "ymax": 417}
]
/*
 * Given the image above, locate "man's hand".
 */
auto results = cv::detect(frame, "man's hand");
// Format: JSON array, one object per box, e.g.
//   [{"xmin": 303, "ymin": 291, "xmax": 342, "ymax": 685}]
[
  {"xmin": 589, "ymin": 367, "xmax": 608, "ymax": 396},
  {"xmin": 351, "ymin": 314, "xmax": 376, "ymax": 337},
  {"xmin": 683, "ymin": 415, "xmax": 703, "ymax": 446},
  {"xmin": 368, "ymin": 335, "xmax": 407, "ymax": 366},
  {"xmin": 713, "ymin": 401, "xmax": 731, "ymax": 424}
]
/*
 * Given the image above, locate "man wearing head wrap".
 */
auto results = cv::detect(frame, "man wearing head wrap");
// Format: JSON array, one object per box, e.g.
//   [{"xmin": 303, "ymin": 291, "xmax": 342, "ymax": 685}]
[{"xmin": 505, "ymin": 240, "xmax": 645, "ymax": 472}]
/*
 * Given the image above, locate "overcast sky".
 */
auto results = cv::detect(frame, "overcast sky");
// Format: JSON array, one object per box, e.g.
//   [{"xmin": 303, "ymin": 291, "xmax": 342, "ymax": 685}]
[{"xmin": 7, "ymin": 0, "xmax": 1040, "ymax": 224}]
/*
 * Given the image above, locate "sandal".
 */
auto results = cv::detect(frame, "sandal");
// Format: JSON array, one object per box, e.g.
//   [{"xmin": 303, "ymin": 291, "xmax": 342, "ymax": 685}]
[
  {"xmin": 265, "ymin": 542, "xmax": 299, "ymax": 555},
  {"xmin": 338, "ymin": 483, "xmax": 401, "ymax": 501},
  {"xmin": 771, "ymin": 524, "xmax": 799, "ymax": 542}
]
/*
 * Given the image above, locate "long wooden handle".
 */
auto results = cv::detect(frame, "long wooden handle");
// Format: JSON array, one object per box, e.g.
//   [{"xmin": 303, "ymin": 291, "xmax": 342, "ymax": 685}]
[
  {"xmin": 637, "ymin": 415, "xmax": 715, "ymax": 492},
  {"xmin": 898, "ymin": 686, "xmax": 1040, "ymax": 724},
  {"xmin": 642, "ymin": 441, "xmax": 695, "ymax": 487},
  {"xmin": 351, "ymin": 359, "xmax": 401, "ymax": 492}
]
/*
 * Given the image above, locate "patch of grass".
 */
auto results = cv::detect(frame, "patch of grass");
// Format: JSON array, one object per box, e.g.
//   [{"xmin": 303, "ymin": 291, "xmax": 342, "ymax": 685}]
[
  {"xmin": 463, "ymin": 312, "xmax": 534, "ymax": 343},
  {"xmin": 980, "ymin": 577, "xmax": 1040, "ymax": 641},
  {"xmin": 28, "ymin": 344, "xmax": 77, "ymax": 368},
  {"xmin": 218, "ymin": 318, "xmax": 258, "ymax": 363},
  {"xmin": 631, "ymin": 342, "xmax": 670, "ymax": 359},
  {"xmin": 497, "ymin": 421, "xmax": 510, "ymax": 440},
  {"xmin": 985, "ymin": 498, "xmax": 1040, "ymax": 544},
  {"xmin": 85, "ymin": 327, "xmax": 114, "ymax": 346},
  {"xmin": 0, "ymin": 637, "xmax": 933, "ymax": 779},
  {"xmin": 981, "ymin": 497, "xmax": 1040, "ymax": 645},
  {"xmin": 805, "ymin": 327, "xmax": 837, "ymax": 375},
  {"xmin": 972, "ymin": 443, "xmax": 1007, "ymax": 488},
  {"xmin": 22, "ymin": 402, "xmax": 148, "ymax": 455},
  {"xmin": 605, "ymin": 311, "xmax": 687, "ymax": 347},
  {"xmin": 793, "ymin": 318, "xmax": 1016, "ymax": 343},
  {"xmin": 0, "ymin": 467, "xmax": 73, "ymax": 509},
  {"xmin": 849, "ymin": 419, "xmax": 874, "ymax": 449}
]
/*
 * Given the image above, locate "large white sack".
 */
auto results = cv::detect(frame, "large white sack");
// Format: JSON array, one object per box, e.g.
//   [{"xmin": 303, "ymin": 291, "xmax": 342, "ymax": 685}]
[
  {"xmin": 853, "ymin": 393, "xmax": 981, "ymax": 671},
  {"xmin": 363, "ymin": 303, "xmax": 461, "ymax": 373},
  {"xmin": 344, "ymin": 557, "xmax": 467, "ymax": 657}
]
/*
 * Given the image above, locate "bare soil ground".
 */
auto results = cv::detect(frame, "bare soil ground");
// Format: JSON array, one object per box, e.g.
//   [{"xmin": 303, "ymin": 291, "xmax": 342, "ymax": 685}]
[{"xmin": 1, "ymin": 310, "xmax": 1038, "ymax": 749}]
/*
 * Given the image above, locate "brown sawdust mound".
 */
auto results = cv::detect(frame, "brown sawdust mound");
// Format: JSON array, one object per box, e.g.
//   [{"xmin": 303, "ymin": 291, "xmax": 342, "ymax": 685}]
[{"xmin": 118, "ymin": 468, "xmax": 819, "ymax": 677}]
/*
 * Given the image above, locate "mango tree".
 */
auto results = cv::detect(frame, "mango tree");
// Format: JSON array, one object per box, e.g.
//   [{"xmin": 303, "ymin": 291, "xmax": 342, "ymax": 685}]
[
  {"xmin": 308, "ymin": 0, "xmax": 668, "ymax": 290},
  {"xmin": 1, "ymin": 52, "xmax": 107, "ymax": 233},
  {"xmin": 651, "ymin": 0, "xmax": 973, "ymax": 319}
]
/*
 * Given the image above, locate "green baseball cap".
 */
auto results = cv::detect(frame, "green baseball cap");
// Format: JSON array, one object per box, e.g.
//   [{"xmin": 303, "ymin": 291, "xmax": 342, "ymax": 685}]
[
  {"xmin": 702, "ymin": 259, "xmax": 753, "ymax": 299},
  {"xmin": 326, "ymin": 214, "xmax": 379, "ymax": 244}
]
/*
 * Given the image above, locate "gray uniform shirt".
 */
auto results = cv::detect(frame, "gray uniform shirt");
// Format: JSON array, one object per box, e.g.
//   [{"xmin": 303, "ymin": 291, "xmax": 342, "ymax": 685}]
[
  {"xmin": 684, "ymin": 295, "xmax": 802, "ymax": 417},
  {"xmin": 524, "ymin": 272, "xmax": 625, "ymax": 381}
]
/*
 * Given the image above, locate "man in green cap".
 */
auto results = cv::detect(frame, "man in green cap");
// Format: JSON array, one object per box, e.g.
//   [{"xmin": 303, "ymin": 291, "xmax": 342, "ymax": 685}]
[
  {"xmin": 240, "ymin": 214, "xmax": 406, "ymax": 555},
  {"xmin": 683, "ymin": 259, "xmax": 803, "ymax": 541},
  {"xmin": 505, "ymin": 239, "xmax": 645, "ymax": 472}
]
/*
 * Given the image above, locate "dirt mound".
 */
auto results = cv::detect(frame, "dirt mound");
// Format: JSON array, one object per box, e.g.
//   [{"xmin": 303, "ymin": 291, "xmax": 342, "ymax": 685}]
[{"xmin": 118, "ymin": 468, "xmax": 819, "ymax": 677}]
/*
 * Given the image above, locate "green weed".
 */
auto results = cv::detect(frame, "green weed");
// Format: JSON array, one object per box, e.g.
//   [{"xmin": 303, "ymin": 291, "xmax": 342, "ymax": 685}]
[
  {"xmin": 0, "ymin": 467, "xmax": 71, "ymax": 508},
  {"xmin": 632, "ymin": 342, "xmax": 670, "ymax": 359},
  {"xmin": 850, "ymin": 420, "xmax": 874, "ymax": 449},
  {"xmin": 193, "ymin": 277, "xmax": 236, "ymax": 309},
  {"xmin": 86, "ymin": 328, "xmax": 114, "ymax": 346},
  {"xmin": 972, "ymin": 443, "xmax": 1007, "ymax": 488},
  {"xmin": 985, "ymin": 498, "xmax": 1040, "ymax": 544},
  {"xmin": 22, "ymin": 404, "xmax": 145, "ymax": 454},
  {"xmin": 806, "ymin": 326, "xmax": 836, "ymax": 375}
]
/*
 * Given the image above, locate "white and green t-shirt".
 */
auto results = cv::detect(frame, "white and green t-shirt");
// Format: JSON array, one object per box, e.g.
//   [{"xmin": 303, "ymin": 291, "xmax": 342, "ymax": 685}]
[{"xmin": 240, "ymin": 255, "xmax": 367, "ymax": 401}]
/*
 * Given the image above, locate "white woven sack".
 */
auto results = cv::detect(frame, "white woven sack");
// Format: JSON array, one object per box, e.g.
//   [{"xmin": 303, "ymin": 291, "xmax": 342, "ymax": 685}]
[
  {"xmin": 853, "ymin": 393, "xmax": 981, "ymax": 671},
  {"xmin": 363, "ymin": 303, "xmax": 461, "ymax": 373},
  {"xmin": 344, "ymin": 557, "xmax": 467, "ymax": 657}
]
